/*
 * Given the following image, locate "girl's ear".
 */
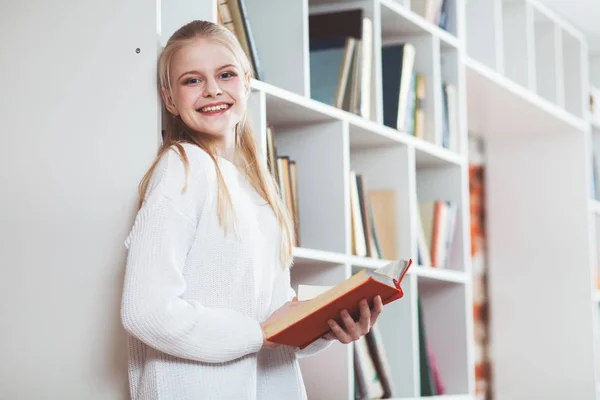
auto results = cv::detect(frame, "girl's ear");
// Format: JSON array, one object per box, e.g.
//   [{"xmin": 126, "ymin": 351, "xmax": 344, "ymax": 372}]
[{"xmin": 161, "ymin": 87, "xmax": 179, "ymax": 116}]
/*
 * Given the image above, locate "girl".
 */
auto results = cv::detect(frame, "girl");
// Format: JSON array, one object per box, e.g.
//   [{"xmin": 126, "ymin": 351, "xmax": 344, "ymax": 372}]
[{"xmin": 120, "ymin": 20, "xmax": 384, "ymax": 400}]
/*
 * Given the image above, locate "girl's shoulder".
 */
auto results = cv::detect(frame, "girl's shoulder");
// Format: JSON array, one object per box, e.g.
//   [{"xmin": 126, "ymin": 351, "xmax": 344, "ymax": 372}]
[
  {"xmin": 158, "ymin": 142, "xmax": 218, "ymax": 180},
  {"xmin": 144, "ymin": 142, "xmax": 217, "ymax": 205},
  {"xmin": 166, "ymin": 142, "xmax": 215, "ymax": 170}
]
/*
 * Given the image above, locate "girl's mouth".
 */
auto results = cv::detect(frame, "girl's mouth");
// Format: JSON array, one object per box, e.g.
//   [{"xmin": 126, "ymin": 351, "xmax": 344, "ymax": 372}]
[{"xmin": 197, "ymin": 103, "xmax": 232, "ymax": 114}]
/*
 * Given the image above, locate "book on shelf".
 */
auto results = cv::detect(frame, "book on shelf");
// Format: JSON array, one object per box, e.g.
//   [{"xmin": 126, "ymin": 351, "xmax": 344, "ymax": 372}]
[
  {"xmin": 441, "ymin": 82, "xmax": 459, "ymax": 151},
  {"xmin": 418, "ymin": 200, "xmax": 457, "ymax": 268},
  {"xmin": 262, "ymin": 259, "xmax": 413, "ymax": 349},
  {"xmin": 359, "ymin": 322, "xmax": 397, "ymax": 398},
  {"xmin": 354, "ymin": 334, "xmax": 385, "ymax": 399},
  {"xmin": 380, "ymin": 41, "xmax": 460, "ymax": 150},
  {"xmin": 350, "ymin": 170, "xmax": 399, "ymax": 260},
  {"xmin": 216, "ymin": 0, "xmax": 263, "ymax": 80},
  {"xmin": 382, "ymin": 42, "xmax": 417, "ymax": 134},
  {"xmin": 308, "ymin": 8, "xmax": 373, "ymax": 119},
  {"xmin": 266, "ymin": 125, "xmax": 301, "ymax": 246}
]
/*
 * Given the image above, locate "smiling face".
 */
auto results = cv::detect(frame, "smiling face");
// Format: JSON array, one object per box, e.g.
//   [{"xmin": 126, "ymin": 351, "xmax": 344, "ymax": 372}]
[{"xmin": 163, "ymin": 37, "xmax": 250, "ymax": 140}]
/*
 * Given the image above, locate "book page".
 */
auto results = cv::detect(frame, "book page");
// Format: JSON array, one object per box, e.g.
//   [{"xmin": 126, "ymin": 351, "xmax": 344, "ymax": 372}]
[
  {"xmin": 374, "ymin": 259, "xmax": 409, "ymax": 280},
  {"xmin": 297, "ymin": 284, "xmax": 333, "ymax": 301}
]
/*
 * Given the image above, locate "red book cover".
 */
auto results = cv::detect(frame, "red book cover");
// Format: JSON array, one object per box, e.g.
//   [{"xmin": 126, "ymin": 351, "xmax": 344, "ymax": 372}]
[{"xmin": 264, "ymin": 259, "xmax": 412, "ymax": 348}]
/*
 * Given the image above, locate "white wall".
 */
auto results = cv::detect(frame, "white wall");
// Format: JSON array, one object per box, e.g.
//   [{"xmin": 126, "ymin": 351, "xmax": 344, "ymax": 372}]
[{"xmin": 0, "ymin": 0, "xmax": 158, "ymax": 398}]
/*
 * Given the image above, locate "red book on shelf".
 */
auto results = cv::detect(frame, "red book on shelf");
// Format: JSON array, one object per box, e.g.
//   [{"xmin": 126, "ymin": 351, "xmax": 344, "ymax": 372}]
[{"xmin": 263, "ymin": 259, "xmax": 413, "ymax": 349}]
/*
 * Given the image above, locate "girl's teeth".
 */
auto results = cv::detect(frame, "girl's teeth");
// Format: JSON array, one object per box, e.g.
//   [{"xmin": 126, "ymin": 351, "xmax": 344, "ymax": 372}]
[{"xmin": 202, "ymin": 104, "xmax": 229, "ymax": 112}]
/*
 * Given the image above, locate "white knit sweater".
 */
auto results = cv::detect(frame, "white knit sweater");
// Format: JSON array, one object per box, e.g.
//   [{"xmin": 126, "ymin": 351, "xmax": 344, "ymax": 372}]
[{"xmin": 121, "ymin": 143, "xmax": 332, "ymax": 400}]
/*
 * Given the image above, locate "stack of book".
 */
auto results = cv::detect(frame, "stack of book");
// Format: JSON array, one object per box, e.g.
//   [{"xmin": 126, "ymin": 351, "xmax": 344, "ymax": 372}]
[
  {"xmin": 417, "ymin": 199, "xmax": 457, "ymax": 268},
  {"xmin": 382, "ymin": 42, "xmax": 459, "ymax": 150},
  {"xmin": 266, "ymin": 125, "xmax": 300, "ymax": 246},
  {"xmin": 308, "ymin": 9, "xmax": 373, "ymax": 120}
]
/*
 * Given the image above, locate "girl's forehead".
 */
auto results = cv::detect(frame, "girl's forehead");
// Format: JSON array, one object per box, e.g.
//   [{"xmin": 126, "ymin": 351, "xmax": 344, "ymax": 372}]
[{"xmin": 172, "ymin": 39, "xmax": 240, "ymax": 71}]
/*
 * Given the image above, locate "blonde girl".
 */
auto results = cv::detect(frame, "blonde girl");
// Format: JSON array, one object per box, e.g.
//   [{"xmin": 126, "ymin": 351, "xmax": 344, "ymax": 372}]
[{"xmin": 120, "ymin": 19, "xmax": 383, "ymax": 400}]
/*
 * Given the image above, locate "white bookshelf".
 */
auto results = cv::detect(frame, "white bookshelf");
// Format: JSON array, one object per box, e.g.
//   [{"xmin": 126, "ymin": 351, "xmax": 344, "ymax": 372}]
[
  {"xmin": 465, "ymin": 0, "xmax": 600, "ymax": 399},
  {"xmin": 161, "ymin": 0, "xmax": 474, "ymax": 399}
]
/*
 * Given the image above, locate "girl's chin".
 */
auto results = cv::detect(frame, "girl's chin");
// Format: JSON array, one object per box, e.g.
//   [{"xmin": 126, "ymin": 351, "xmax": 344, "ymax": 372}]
[{"xmin": 190, "ymin": 122, "xmax": 235, "ymax": 137}]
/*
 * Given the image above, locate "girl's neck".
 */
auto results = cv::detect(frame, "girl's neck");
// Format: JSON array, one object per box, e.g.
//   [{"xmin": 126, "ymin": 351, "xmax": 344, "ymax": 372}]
[{"xmin": 216, "ymin": 127, "xmax": 237, "ymax": 163}]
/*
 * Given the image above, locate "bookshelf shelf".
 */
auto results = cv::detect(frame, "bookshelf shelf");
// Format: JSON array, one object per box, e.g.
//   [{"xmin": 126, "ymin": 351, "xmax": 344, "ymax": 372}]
[
  {"xmin": 293, "ymin": 246, "xmax": 468, "ymax": 285},
  {"xmin": 414, "ymin": 265, "xmax": 467, "ymax": 285},
  {"xmin": 252, "ymin": 79, "xmax": 340, "ymax": 125}
]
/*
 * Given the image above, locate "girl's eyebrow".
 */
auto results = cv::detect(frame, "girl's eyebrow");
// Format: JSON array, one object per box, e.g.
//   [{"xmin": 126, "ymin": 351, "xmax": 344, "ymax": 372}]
[
  {"xmin": 217, "ymin": 64, "xmax": 237, "ymax": 71},
  {"xmin": 177, "ymin": 64, "xmax": 237, "ymax": 80}
]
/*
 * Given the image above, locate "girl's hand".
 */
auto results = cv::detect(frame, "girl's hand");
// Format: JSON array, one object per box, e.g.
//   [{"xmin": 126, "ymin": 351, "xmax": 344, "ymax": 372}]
[
  {"xmin": 260, "ymin": 297, "xmax": 306, "ymax": 349},
  {"xmin": 322, "ymin": 295, "xmax": 383, "ymax": 343}
]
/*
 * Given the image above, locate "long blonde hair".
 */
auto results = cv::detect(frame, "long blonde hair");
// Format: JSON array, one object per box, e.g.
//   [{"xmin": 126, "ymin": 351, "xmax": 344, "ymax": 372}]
[{"xmin": 138, "ymin": 20, "xmax": 295, "ymax": 267}]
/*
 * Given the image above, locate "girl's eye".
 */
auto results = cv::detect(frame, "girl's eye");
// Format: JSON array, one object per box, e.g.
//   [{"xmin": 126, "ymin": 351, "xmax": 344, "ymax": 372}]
[
  {"xmin": 185, "ymin": 78, "xmax": 201, "ymax": 85},
  {"xmin": 220, "ymin": 71, "xmax": 235, "ymax": 79}
]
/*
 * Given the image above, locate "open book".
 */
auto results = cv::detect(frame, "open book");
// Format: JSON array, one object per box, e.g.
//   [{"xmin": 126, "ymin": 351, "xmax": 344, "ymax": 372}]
[{"xmin": 263, "ymin": 259, "xmax": 413, "ymax": 348}]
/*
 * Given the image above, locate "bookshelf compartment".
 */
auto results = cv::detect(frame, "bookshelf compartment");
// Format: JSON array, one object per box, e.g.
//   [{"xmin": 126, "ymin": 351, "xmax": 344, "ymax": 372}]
[
  {"xmin": 561, "ymin": 28, "xmax": 585, "ymax": 119},
  {"xmin": 307, "ymin": 2, "xmax": 379, "ymax": 122},
  {"xmin": 414, "ymin": 164, "xmax": 465, "ymax": 271},
  {"xmin": 532, "ymin": 9, "xmax": 562, "ymax": 106},
  {"xmin": 410, "ymin": 0, "xmax": 458, "ymax": 38},
  {"xmin": 380, "ymin": 0, "xmax": 433, "ymax": 38},
  {"xmin": 351, "ymin": 265, "xmax": 418, "ymax": 398},
  {"xmin": 290, "ymin": 262, "xmax": 353, "ymax": 400},
  {"xmin": 243, "ymin": 0, "xmax": 308, "ymax": 95},
  {"xmin": 348, "ymin": 144, "xmax": 412, "ymax": 260},
  {"xmin": 380, "ymin": 32, "xmax": 438, "ymax": 144},
  {"xmin": 465, "ymin": 0, "xmax": 503, "ymax": 72},
  {"xmin": 439, "ymin": 44, "xmax": 461, "ymax": 153},
  {"xmin": 268, "ymin": 120, "xmax": 348, "ymax": 254},
  {"xmin": 416, "ymin": 279, "xmax": 469, "ymax": 396},
  {"xmin": 501, "ymin": 0, "xmax": 533, "ymax": 90}
]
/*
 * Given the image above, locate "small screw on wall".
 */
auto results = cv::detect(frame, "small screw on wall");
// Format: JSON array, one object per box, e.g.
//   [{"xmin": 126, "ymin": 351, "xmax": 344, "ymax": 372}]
[{"xmin": 136, "ymin": 48, "xmax": 141, "ymax": 54}]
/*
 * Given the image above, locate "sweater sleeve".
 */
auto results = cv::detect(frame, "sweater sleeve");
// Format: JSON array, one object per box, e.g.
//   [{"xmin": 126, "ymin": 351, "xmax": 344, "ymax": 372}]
[{"xmin": 121, "ymin": 146, "xmax": 264, "ymax": 364}]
